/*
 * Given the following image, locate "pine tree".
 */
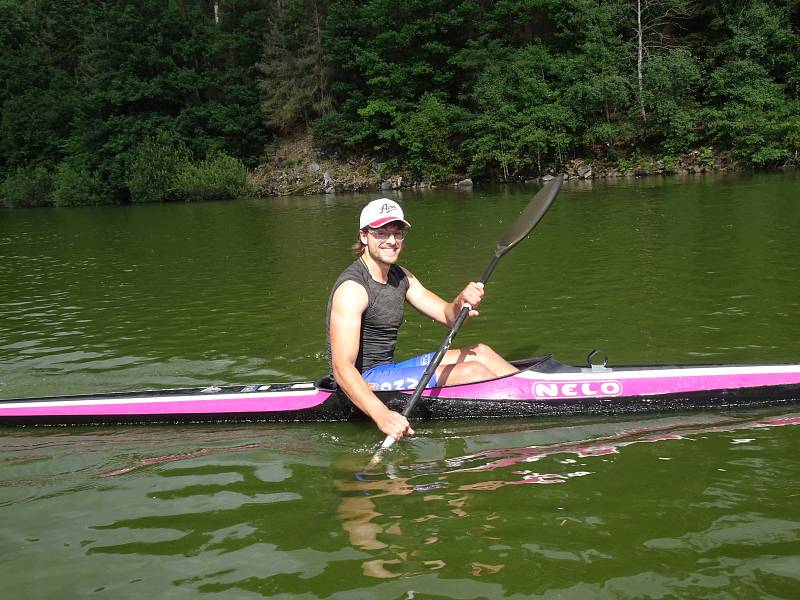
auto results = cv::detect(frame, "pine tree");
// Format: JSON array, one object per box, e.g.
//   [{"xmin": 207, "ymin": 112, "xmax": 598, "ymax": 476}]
[{"xmin": 258, "ymin": 0, "xmax": 331, "ymax": 133}]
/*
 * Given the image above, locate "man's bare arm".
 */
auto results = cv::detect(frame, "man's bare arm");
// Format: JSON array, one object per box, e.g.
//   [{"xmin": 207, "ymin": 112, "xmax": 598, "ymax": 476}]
[
  {"xmin": 329, "ymin": 281, "xmax": 414, "ymax": 440},
  {"xmin": 403, "ymin": 268, "xmax": 484, "ymax": 327}
]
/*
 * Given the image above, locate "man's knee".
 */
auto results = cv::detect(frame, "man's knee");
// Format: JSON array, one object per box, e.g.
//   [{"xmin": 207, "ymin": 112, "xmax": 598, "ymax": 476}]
[
  {"xmin": 464, "ymin": 343, "xmax": 517, "ymax": 377},
  {"xmin": 454, "ymin": 360, "xmax": 494, "ymax": 382},
  {"xmin": 468, "ymin": 343, "xmax": 499, "ymax": 361},
  {"xmin": 436, "ymin": 359, "xmax": 492, "ymax": 385}
]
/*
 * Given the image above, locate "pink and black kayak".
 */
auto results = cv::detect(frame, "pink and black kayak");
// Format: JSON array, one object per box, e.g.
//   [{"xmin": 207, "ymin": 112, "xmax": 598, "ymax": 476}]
[{"xmin": 2, "ymin": 355, "xmax": 800, "ymax": 426}]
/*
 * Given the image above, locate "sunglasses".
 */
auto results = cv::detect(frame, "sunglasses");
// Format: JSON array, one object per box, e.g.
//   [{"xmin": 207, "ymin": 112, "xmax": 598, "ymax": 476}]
[{"xmin": 367, "ymin": 227, "xmax": 407, "ymax": 241}]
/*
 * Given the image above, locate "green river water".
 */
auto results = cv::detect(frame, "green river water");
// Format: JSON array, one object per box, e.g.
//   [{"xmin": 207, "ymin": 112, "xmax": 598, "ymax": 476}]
[{"xmin": 1, "ymin": 173, "xmax": 798, "ymax": 598}]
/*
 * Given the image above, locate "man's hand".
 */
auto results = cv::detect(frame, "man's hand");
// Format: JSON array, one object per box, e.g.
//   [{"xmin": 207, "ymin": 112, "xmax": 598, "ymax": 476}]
[
  {"xmin": 375, "ymin": 408, "xmax": 415, "ymax": 441},
  {"xmin": 455, "ymin": 281, "xmax": 484, "ymax": 318}
]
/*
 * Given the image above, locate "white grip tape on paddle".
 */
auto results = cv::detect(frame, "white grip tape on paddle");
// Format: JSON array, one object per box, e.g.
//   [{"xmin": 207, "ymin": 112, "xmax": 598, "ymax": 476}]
[{"xmin": 381, "ymin": 435, "xmax": 395, "ymax": 449}]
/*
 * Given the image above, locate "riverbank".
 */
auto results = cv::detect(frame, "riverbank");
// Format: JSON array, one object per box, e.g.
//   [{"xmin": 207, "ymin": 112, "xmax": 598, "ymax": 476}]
[
  {"xmin": 247, "ymin": 135, "xmax": 782, "ymax": 196},
  {"xmin": 1, "ymin": 137, "xmax": 792, "ymax": 208}
]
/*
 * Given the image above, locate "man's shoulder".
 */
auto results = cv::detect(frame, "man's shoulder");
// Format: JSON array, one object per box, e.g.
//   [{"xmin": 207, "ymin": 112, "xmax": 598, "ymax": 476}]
[
  {"xmin": 390, "ymin": 263, "xmax": 409, "ymax": 279},
  {"xmin": 331, "ymin": 278, "xmax": 369, "ymax": 307},
  {"xmin": 335, "ymin": 277, "xmax": 368, "ymax": 292}
]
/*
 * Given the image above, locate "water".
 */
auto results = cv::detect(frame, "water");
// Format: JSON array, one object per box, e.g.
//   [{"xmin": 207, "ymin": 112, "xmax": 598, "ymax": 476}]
[{"xmin": 1, "ymin": 173, "xmax": 799, "ymax": 598}]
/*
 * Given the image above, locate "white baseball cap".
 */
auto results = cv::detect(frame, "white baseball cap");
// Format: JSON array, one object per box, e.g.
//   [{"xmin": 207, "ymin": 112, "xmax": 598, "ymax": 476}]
[{"xmin": 359, "ymin": 199, "xmax": 411, "ymax": 229}]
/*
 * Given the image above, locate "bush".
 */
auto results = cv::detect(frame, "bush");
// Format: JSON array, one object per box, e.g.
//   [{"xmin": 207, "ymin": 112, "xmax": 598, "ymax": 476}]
[
  {"xmin": 750, "ymin": 147, "xmax": 789, "ymax": 167},
  {"xmin": 698, "ymin": 146, "xmax": 715, "ymax": 167},
  {"xmin": 0, "ymin": 165, "xmax": 54, "ymax": 208},
  {"xmin": 398, "ymin": 94, "xmax": 460, "ymax": 182},
  {"xmin": 311, "ymin": 111, "xmax": 356, "ymax": 150},
  {"xmin": 173, "ymin": 151, "xmax": 249, "ymax": 201},
  {"xmin": 660, "ymin": 155, "xmax": 678, "ymax": 174},
  {"xmin": 127, "ymin": 133, "xmax": 192, "ymax": 203},
  {"xmin": 52, "ymin": 161, "xmax": 102, "ymax": 207}
]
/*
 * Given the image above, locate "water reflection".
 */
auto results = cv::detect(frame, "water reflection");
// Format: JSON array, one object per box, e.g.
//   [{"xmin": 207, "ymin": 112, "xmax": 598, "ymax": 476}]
[
  {"xmin": 366, "ymin": 411, "xmax": 800, "ymax": 488},
  {"xmin": 1, "ymin": 411, "xmax": 797, "ymax": 595},
  {"xmin": 335, "ymin": 410, "xmax": 800, "ymax": 579}
]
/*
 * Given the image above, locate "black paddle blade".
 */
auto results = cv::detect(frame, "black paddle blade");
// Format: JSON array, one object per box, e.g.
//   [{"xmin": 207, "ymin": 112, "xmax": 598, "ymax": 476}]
[{"xmin": 497, "ymin": 175, "xmax": 563, "ymax": 255}]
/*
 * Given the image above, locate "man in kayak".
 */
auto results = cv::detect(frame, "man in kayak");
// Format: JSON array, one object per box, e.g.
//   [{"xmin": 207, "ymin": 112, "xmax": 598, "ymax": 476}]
[{"xmin": 326, "ymin": 198, "xmax": 517, "ymax": 442}]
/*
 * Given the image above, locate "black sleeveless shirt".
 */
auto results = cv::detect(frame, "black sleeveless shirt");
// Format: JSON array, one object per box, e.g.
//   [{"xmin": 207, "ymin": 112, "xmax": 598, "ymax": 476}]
[{"xmin": 326, "ymin": 259, "xmax": 409, "ymax": 372}]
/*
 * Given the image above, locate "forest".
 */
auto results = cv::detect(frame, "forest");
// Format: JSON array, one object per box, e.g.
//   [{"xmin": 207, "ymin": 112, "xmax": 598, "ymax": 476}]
[{"xmin": 1, "ymin": 0, "xmax": 799, "ymax": 206}]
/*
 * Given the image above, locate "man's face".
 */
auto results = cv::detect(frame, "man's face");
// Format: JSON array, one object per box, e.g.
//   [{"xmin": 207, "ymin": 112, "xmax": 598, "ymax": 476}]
[{"xmin": 361, "ymin": 223, "xmax": 407, "ymax": 265}]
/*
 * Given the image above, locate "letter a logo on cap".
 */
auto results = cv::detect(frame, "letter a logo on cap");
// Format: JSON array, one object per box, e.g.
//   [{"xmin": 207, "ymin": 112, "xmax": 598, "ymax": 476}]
[{"xmin": 360, "ymin": 198, "xmax": 412, "ymax": 229}]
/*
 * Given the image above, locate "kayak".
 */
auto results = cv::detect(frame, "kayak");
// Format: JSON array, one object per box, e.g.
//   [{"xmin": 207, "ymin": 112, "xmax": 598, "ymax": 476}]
[{"xmin": 2, "ymin": 354, "xmax": 800, "ymax": 426}]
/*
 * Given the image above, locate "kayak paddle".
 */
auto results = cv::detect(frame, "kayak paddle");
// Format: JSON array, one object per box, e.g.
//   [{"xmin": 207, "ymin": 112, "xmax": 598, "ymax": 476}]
[{"xmin": 365, "ymin": 174, "xmax": 564, "ymax": 469}]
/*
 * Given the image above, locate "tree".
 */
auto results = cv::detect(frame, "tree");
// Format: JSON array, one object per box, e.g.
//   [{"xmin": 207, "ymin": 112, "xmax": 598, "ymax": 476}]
[
  {"xmin": 464, "ymin": 62, "xmax": 519, "ymax": 179},
  {"xmin": 318, "ymin": 0, "xmax": 476, "ymax": 157},
  {"xmin": 465, "ymin": 44, "xmax": 576, "ymax": 177},
  {"xmin": 0, "ymin": 0, "xmax": 85, "ymax": 175},
  {"xmin": 66, "ymin": 0, "xmax": 269, "ymax": 199},
  {"xmin": 556, "ymin": 0, "xmax": 635, "ymax": 156},
  {"xmin": 641, "ymin": 47, "xmax": 701, "ymax": 152},
  {"xmin": 258, "ymin": 0, "xmax": 331, "ymax": 133},
  {"xmin": 627, "ymin": 0, "xmax": 690, "ymax": 122},
  {"xmin": 397, "ymin": 93, "xmax": 460, "ymax": 181},
  {"xmin": 699, "ymin": 1, "xmax": 799, "ymax": 164}
]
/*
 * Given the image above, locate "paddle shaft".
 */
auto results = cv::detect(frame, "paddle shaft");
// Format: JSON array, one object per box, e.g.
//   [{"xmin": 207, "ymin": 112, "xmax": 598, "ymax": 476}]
[
  {"xmin": 401, "ymin": 254, "xmax": 499, "ymax": 418},
  {"xmin": 371, "ymin": 257, "xmax": 497, "ymax": 453},
  {"xmin": 374, "ymin": 176, "xmax": 564, "ymax": 453}
]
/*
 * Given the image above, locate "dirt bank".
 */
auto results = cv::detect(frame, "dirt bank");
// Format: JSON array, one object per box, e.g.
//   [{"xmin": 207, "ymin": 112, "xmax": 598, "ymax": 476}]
[{"xmin": 247, "ymin": 137, "xmax": 755, "ymax": 196}]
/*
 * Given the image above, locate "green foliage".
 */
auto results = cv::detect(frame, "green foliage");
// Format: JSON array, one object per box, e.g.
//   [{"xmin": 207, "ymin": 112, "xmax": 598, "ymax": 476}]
[
  {"xmin": 660, "ymin": 155, "xmax": 679, "ymax": 174},
  {"xmin": 583, "ymin": 121, "xmax": 637, "ymax": 159},
  {"xmin": 2, "ymin": 0, "xmax": 800, "ymax": 206},
  {"xmin": 702, "ymin": 59, "xmax": 786, "ymax": 163},
  {"xmin": 69, "ymin": 1, "xmax": 269, "ymax": 196},
  {"xmin": 52, "ymin": 160, "xmax": 102, "ymax": 207},
  {"xmin": 463, "ymin": 61, "xmax": 519, "ymax": 178},
  {"xmin": 0, "ymin": 165, "xmax": 54, "ymax": 208},
  {"xmin": 698, "ymin": 147, "xmax": 715, "ymax": 167},
  {"xmin": 173, "ymin": 151, "xmax": 250, "ymax": 201},
  {"xmin": 397, "ymin": 94, "xmax": 460, "ymax": 182},
  {"xmin": 1, "ymin": 0, "xmax": 269, "ymax": 204},
  {"xmin": 127, "ymin": 134, "xmax": 192, "ymax": 203},
  {"xmin": 258, "ymin": 0, "xmax": 331, "ymax": 132},
  {"xmin": 782, "ymin": 112, "xmax": 800, "ymax": 163},
  {"xmin": 698, "ymin": 1, "xmax": 798, "ymax": 166},
  {"xmin": 317, "ymin": 0, "xmax": 800, "ymax": 178},
  {"xmin": 323, "ymin": 0, "xmax": 475, "ymax": 160},
  {"xmin": 615, "ymin": 152, "xmax": 651, "ymax": 173},
  {"xmin": 615, "ymin": 156, "xmax": 634, "ymax": 173},
  {"xmin": 750, "ymin": 147, "xmax": 788, "ymax": 166},
  {"xmin": 558, "ymin": 1, "xmax": 632, "ymax": 124},
  {"xmin": 357, "ymin": 99, "xmax": 404, "ymax": 152},
  {"xmin": 310, "ymin": 111, "xmax": 356, "ymax": 149},
  {"xmin": 128, "ymin": 135, "xmax": 249, "ymax": 202},
  {"xmin": 279, "ymin": 156, "xmax": 301, "ymax": 169},
  {"xmin": 463, "ymin": 46, "xmax": 578, "ymax": 178},
  {"xmin": 642, "ymin": 48, "xmax": 702, "ymax": 153},
  {"xmin": 0, "ymin": 0, "xmax": 84, "ymax": 172}
]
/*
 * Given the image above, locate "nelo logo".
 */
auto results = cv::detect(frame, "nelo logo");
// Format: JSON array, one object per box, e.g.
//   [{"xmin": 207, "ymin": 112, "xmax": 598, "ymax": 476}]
[{"xmin": 533, "ymin": 380, "xmax": 623, "ymax": 399}]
